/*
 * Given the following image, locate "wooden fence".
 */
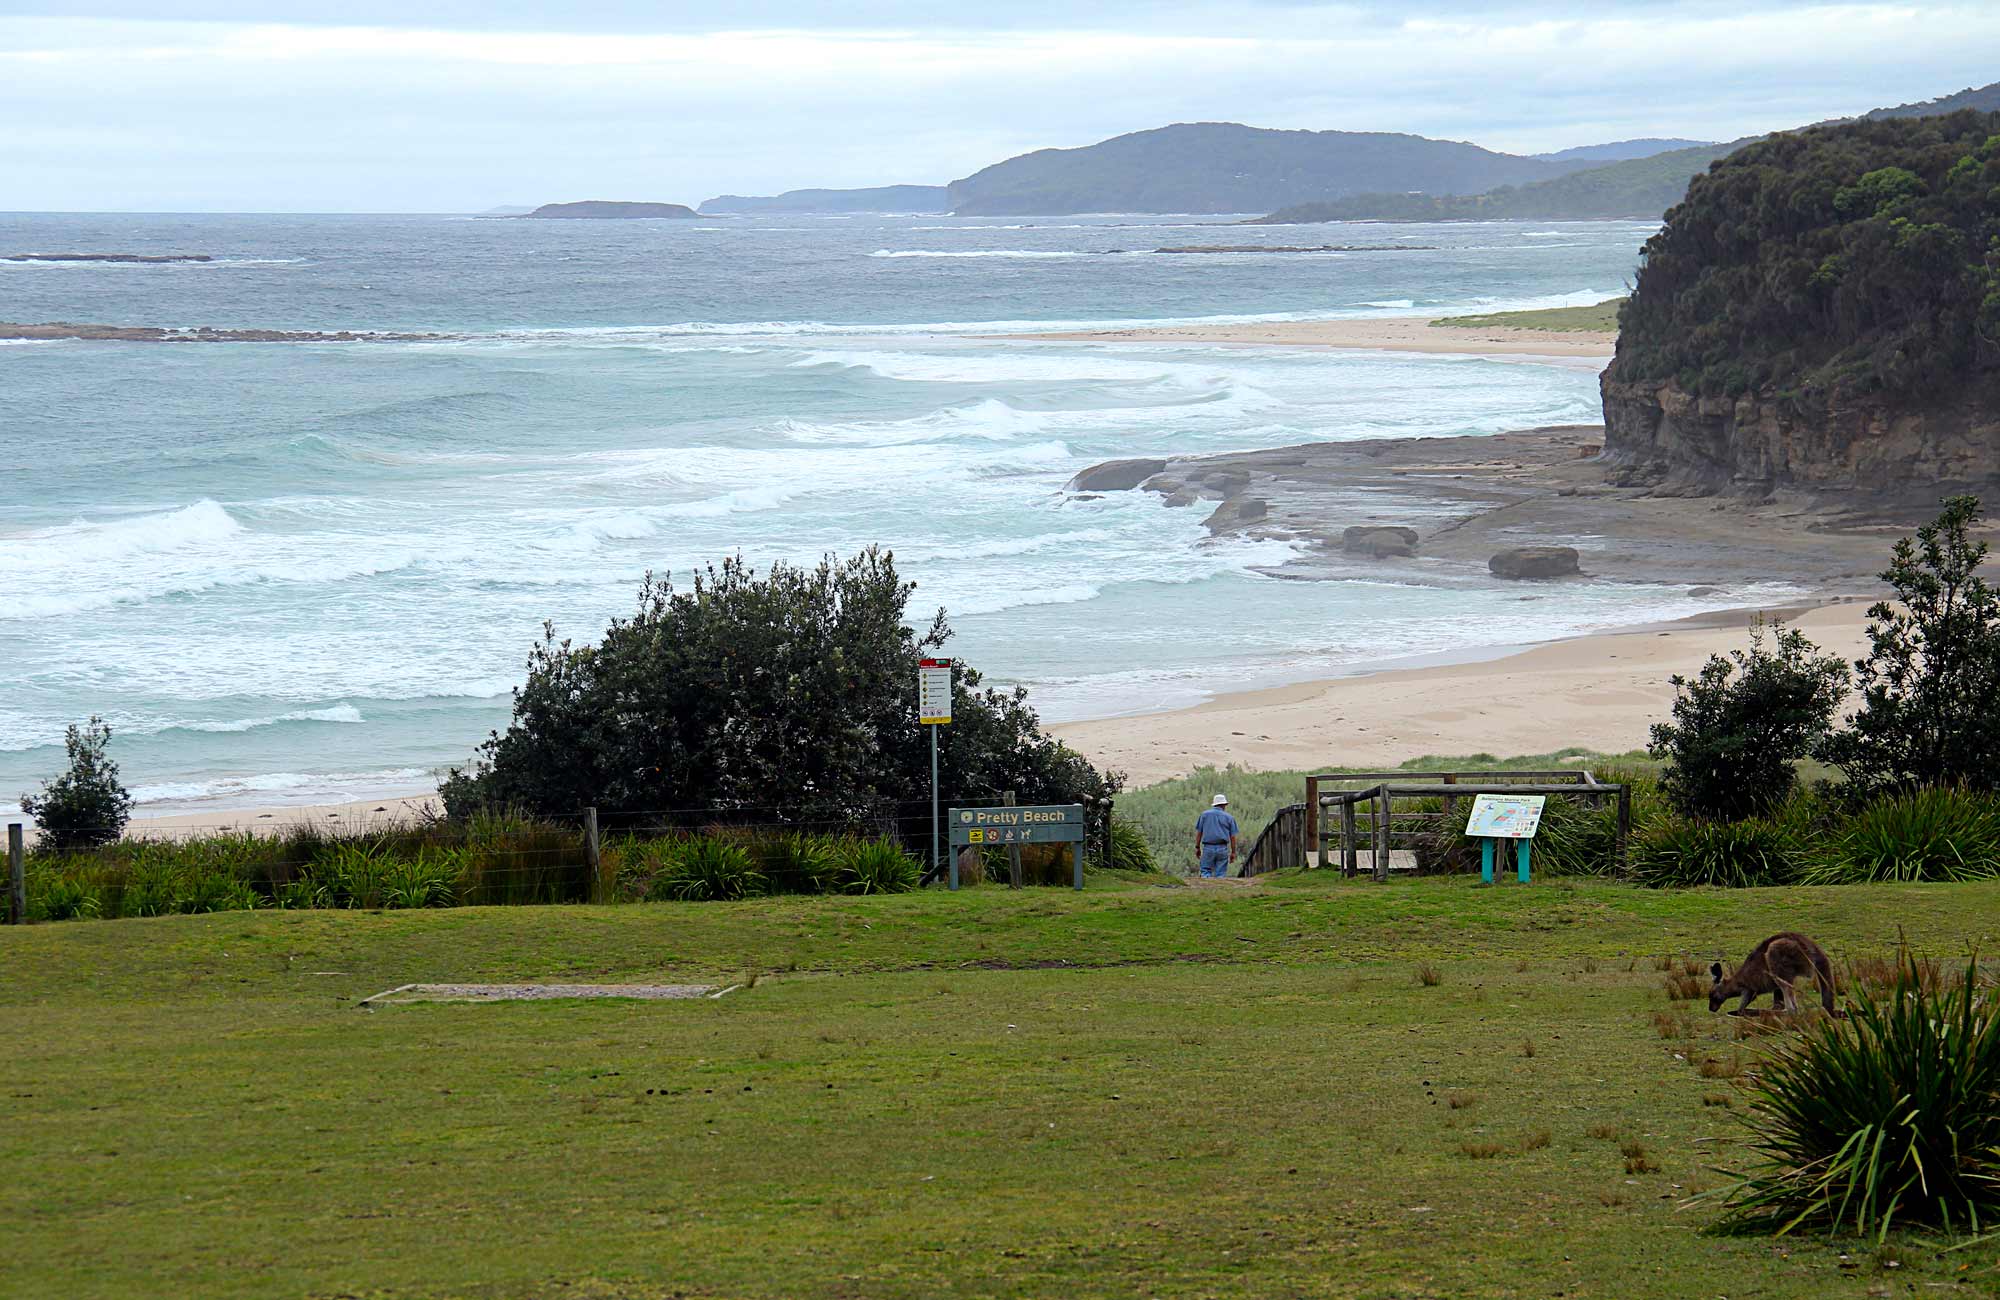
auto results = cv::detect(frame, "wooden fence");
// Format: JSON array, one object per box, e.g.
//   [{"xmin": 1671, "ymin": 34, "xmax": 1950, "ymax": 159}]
[
  {"xmin": 1237, "ymin": 803, "xmax": 1308, "ymax": 878},
  {"xmin": 1296, "ymin": 770, "xmax": 1630, "ymax": 881}
]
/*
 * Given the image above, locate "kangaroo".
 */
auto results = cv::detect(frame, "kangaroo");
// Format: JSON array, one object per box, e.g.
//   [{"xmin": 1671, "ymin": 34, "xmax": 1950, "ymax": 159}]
[{"xmin": 1710, "ymin": 933, "xmax": 1837, "ymax": 1015}]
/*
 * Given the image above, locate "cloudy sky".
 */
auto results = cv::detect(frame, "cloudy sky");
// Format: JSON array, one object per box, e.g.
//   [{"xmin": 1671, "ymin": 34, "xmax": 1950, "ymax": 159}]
[{"xmin": 4, "ymin": 2, "xmax": 1995, "ymax": 211}]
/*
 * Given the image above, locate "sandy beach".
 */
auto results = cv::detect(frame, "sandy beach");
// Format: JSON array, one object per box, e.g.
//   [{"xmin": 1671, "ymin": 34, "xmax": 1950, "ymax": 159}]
[
  {"xmin": 1052, "ymin": 600, "xmax": 1874, "ymax": 785},
  {"xmin": 1003, "ymin": 314, "xmax": 1618, "ymax": 357}
]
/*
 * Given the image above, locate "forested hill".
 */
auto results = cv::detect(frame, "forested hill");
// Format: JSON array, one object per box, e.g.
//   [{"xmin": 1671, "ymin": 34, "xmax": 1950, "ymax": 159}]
[
  {"xmin": 1867, "ymin": 84, "xmax": 2000, "ymax": 120},
  {"xmin": 1601, "ymin": 111, "xmax": 2000, "ymax": 497},
  {"xmin": 1255, "ymin": 140, "xmax": 1739, "ymax": 223},
  {"xmin": 1256, "ymin": 80, "xmax": 2000, "ymax": 224},
  {"xmin": 942, "ymin": 122, "xmax": 1592, "ymax": 215}
]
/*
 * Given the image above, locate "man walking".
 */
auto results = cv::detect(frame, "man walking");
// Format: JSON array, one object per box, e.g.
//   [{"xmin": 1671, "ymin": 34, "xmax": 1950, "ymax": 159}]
[{"xmin": 1193, "ymin": 793, "xmax": 1239, "ymax": 879}]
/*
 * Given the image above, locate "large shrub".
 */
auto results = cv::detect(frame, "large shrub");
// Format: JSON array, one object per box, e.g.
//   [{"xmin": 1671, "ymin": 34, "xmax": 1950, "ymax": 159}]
[
  {"xmin": 440, "ymin": 550, "xmax": 1118, "ymax": 842},
  {"xmin": 1711, "ymin": 950, "xmax": 2000, "ymax": 1240},
  {"xmin": 1822, "ymin": 497, "xmax": 2000, "ymax": 795},
  {"xmin": 21, "ymin": 716, "xmax": 133, "ymax": 849},
  {"xmin": 1647, "ymin": 622, "xmax": 1849, "ymax": 821}
]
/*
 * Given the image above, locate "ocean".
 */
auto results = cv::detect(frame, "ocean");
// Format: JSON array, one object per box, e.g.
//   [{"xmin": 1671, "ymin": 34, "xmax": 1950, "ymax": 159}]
[{"xmin": 0, "ymin": 211, "xmax": 1753, "ymax": 814}]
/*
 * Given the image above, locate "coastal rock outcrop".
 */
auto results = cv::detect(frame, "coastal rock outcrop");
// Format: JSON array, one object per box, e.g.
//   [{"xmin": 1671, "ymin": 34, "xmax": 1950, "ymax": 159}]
[
  {"xmin": 1488, "ymin": 547, "xmax": 1580, "ymax": 579},
  {"xmin": 2, "ymin": 321, "xmax": 444, "ymax": 344},
  {"xmin": 1203, "ymin": 497, "xmax": 1269, "ymax": 532},
  {"xmin": 1067, "ymin": 458, "xmax": 1167, "ymax": 491},
  {"xmin": 1601, "ymin": 376, "xmax": 2000, "ymax": 500},
  {"xmin": 1341, "ymin": 525, "xmax": 1419, "ymax": 557},
  {"xmin": 4, "ymin": 252, "xmax": 213, "ymax": 264}
]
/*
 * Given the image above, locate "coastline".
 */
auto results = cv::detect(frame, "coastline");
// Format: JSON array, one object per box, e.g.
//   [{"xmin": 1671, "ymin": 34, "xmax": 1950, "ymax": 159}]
[
  {"xmin": 1050, "ymin": 600, "xmax": 1875, "ymax": 786},
  {"xmin": 95, "ymin": 310, "xmax": 1889, "ymax": 828},
  {"xmin": 110, "ymin": 600, "xmax": 1878, "ymax": 834},
  {"xmin": 993, "ymin": 314, "xmax": 1618, "ymax": 357}
]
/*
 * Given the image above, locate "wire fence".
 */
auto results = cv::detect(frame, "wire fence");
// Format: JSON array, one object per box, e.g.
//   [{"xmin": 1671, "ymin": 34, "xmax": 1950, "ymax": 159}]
[{"xmin": 9, "ymin": 795, "xmax": 1110, "ymax": 923}]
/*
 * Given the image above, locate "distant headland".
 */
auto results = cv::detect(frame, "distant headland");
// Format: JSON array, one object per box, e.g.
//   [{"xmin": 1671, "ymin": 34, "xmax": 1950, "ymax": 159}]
[{"xmin": 514, "ymin": 201, "xmax": 699, "ymax": 220}]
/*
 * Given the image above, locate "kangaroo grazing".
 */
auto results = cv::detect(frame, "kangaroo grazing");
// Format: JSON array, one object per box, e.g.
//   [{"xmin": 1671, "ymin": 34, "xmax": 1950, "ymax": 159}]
[{"xmin": 1710, "ymin": 933, "xmax": 1837, "ymax": 1015}]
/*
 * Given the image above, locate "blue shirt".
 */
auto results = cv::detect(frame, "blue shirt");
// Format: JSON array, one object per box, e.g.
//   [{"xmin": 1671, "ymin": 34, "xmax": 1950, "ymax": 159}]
[{"xmin": 1195, "ymin": 808, "xmax": 1239, "ymax": 844}]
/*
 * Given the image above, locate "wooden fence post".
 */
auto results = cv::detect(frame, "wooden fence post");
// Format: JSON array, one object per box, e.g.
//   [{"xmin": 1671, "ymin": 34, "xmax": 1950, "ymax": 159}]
[
  {"xmin": 1003, "ymin": 791, "xmax": 1022, "ymax": 889},
  {"xmin": 1616, "ymin": 786, "xmax": 1632, "ymax": 871},
  {"xmin": 583, "ymin": 807, "xmax": 601, "ymax": 902},
  {"xmin": 1340, "ymin": 798, "xmax": 1357, "ymax": 877},
  {"xmin": 1373, "ymin": 784, "xmax": 1390, "ymax": 883},
  {"xmin": 8, "ymin": 823, "xmax": 24, "ymax": 925},
  {"xmin": 1305, "ymin": 776, "xmax": 1320, "ymax": 865}
]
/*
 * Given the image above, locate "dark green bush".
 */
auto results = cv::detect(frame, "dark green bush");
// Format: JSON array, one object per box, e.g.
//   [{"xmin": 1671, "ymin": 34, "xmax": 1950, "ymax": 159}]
[
  {"xmin": 1630, "ymin": 817, "xmax": 1806, "ymax": 888},
  {"xmin": 440, "ymin": 550, "xmax": 1119, "ymax": 849},
  {"xmin": 838, "ymin": 838, "xmax": 920, "ymax": 895},
  {"xmin": 1648, "ymin": 622, "xmax": 1849, "ymax": 821},
  {"xmin": 1711, "ymin": 950, "xmax": 2000, "ymax": 1240},
  {"xmin": 1804, "ymin": 787, "xmax": 2000, "ymax": 884},
  {"xmin": 1822, "ymin": 497, "xmax": 2000, "ymax": 795},
  {"xmin": 20, "ymin": 717, "xmax": 132, "ymax": 849}
]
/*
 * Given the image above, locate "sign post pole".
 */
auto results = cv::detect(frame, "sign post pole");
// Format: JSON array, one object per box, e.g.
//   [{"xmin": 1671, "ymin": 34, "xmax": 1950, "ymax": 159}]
[{"xmin": 918, "ymin": 659, "xmax": 954, "ymax": 888}]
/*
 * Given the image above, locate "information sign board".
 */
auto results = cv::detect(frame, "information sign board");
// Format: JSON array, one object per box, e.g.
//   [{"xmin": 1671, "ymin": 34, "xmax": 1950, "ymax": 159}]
[
  {"xmin": 948, "ymin": 804, "xmax": 1084, "ymax": 847},
  {"xmin": 919, "ymin": 658, "xmax": 953, "ymax": 725},
  {"xmin": 1464, "ymin": 793, "xmax": 1547, "ymax": 840}
]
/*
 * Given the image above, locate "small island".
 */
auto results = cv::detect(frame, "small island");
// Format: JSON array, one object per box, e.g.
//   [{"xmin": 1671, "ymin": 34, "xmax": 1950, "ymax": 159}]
[{"xmin": 515, "ymin": 201, "xmax": 699, "ymax": 220}]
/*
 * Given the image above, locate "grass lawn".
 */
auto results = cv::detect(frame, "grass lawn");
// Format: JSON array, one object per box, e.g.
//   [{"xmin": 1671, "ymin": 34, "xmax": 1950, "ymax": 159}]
[
  {"xmin": 1431, "ymin": 299, "xmax": 1625, "ymax": 332},
  {"xmin": 7, "ymin": 874, "xmax": 2000, "ymax": 1298}
]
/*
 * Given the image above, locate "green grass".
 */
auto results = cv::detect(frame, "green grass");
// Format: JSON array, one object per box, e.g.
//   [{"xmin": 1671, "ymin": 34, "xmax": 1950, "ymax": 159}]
[
  {"xmin": 7, "ymin": 875, "xmax": 2000, "ymax": 1297},
  {"xmin": 1431, "ymin": 299, "xmax": 1625, "ymax": 332}
]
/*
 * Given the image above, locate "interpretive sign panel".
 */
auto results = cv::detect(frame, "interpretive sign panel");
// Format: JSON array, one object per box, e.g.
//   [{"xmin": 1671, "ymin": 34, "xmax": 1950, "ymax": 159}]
[
  {"xmin": 949, "ymin": 804, "xmax": 1084, "ymax": 846},
  {"xmin": 1465, "ymin": 793, "xmax": 1547, "ymax": 840},
  {"xmin": 919, "ymin": 658, "xmax": 953, "ymax": 725}
]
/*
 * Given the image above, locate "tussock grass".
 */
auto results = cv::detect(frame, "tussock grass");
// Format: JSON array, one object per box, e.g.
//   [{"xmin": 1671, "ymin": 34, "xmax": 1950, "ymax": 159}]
[{"xmin": 1710, "ymin": 949, "xmax": 2000, "ymax": 1240}]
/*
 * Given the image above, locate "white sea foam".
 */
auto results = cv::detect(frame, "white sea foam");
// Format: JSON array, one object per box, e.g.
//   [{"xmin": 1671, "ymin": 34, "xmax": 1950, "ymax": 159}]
[{"xmin": 175, "ymin": 704, "xmax": 365, "ymax": 733}]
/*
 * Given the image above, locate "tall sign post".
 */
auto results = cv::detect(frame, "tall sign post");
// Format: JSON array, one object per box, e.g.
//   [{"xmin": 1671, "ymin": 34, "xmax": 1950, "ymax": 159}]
[{"xmin": 918, "ymin": 658, "xmax": 953, "ymax": 885}]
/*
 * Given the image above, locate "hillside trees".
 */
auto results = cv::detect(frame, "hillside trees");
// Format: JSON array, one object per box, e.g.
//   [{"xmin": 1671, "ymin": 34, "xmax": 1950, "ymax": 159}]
[{"xmin": 1608, "ymin": 111, "xmax": 2000, "ymax": 401}]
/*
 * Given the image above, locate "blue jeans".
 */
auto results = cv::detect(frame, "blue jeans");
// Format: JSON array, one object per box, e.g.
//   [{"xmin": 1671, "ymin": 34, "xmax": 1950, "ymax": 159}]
[{"xmin": 1199, "ymin": 844, "xmax": 1231, "ymax": 878}]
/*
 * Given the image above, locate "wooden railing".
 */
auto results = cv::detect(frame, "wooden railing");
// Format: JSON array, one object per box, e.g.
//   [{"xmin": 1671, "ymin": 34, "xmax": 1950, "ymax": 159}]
[
  {"xmin": 1306, "ymin": 771, "xmax": 1630, "ymax": 881},
  {"xmin": 1238, "ymin": 802, "xmax": 1307, "ymax": 878}
]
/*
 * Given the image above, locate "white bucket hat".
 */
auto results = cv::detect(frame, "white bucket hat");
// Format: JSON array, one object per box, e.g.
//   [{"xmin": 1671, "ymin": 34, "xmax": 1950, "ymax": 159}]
[{"xmin": 1212, "ymin": 793, "xmax": 1229, "ymax": 806}]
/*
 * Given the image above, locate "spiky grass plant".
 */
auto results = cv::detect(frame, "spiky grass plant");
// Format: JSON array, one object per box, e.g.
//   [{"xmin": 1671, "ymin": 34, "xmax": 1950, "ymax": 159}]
[
  {"xmin": 649, "ymin": 836, "xmax": 764, "ymax": 902},
  {"xmin": 837, "ymin": 838, "xmax": 920, "ymax": 895},
  {"xmin": 1708, "ymin": 949, "xmax": 2000, "ymax": 1241},
  {"xmin": 755, "ymin": 832, "xmax": 844, "ymax": 895},
  {"xmin": 1805, "ymin": 787, "xmax": 2000, "ymax": 885},
  {"xmin": 1102, "ymin": 820, "xmax": 1159, "ymax": 874},
  {"xmin": 1629, "ymin": 817, "xmax": 1805, "ymax": 888}
]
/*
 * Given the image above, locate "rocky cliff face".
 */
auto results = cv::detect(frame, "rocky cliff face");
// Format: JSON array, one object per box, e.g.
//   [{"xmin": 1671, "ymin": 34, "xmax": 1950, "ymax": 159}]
[{"xmin": 1600, "ymin": 372, "xmax": 2000, "ymax": 502}]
